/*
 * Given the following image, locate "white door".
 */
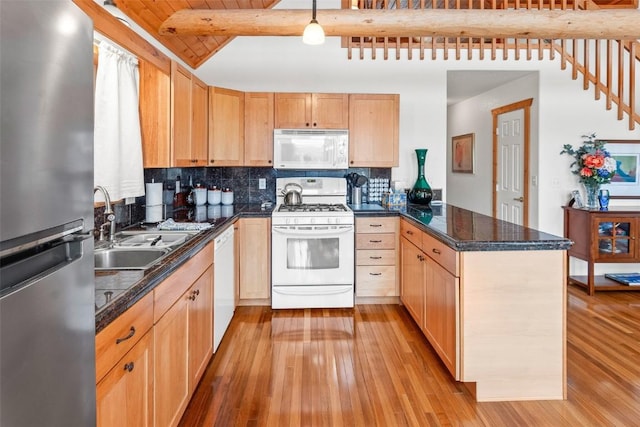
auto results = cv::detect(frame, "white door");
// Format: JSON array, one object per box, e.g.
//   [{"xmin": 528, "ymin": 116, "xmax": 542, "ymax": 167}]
[{"xmin": 496, "ymin": 109, "xmax": 525, "ymax": 225}]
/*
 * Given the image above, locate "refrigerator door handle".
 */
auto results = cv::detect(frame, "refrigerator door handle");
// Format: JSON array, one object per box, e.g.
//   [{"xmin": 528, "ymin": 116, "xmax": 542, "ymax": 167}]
[{"xmin": 0, "ymin": 236, "xmax": 86, "ymax": 296}]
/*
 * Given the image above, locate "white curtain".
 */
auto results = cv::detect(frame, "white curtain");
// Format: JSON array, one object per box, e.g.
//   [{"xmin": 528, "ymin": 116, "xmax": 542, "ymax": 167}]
[{"xmin": 94, "ymin": 41, "xmax": 144, "ymax": 202}]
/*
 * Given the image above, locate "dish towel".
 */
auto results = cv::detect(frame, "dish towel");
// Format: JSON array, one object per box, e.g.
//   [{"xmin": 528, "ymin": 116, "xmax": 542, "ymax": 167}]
[
  {"xmin": 157, "ymin": 219, "xmax": 213, "ymax": 231},
  {"xmin": 94, "ymin": 40, "xmax": 145, "ymax": 202}
]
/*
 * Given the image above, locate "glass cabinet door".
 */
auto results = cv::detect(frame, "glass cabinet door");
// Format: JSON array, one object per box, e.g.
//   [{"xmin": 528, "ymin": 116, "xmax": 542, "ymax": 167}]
[{"xmin": 596, "ymin": 218, "xmax": 635, "ymax": 260}]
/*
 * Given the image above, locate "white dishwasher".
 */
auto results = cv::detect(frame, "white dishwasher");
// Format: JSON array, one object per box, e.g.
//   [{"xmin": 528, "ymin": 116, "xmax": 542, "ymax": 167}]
[{"xmin": 213, "ymin": 224, "xmax": 235, "ymax": 352}]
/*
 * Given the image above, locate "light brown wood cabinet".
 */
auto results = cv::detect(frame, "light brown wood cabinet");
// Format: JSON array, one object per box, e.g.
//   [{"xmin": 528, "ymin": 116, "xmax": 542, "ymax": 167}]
[
  {"xmin": 171, "ymin": 62, "xmax": 208, "ymax": 166},
  {"xmin": 244, "ymin": 92, "xmax": 274, "ymax": 166},
  {"xmin": 400, "ymin": 236, "xmax": 425, "ymax": 327},
  {"xmin": 153, "ymin": 242, "xmax": 214, "ymax": 427},
  {"xmin": 208, "ymin": 86, "xmax": 245, "ymax": 166},
  {"xmin": 96, "ymin": 292, "xmax": 154, "ymax": 427},
  {"xmin": 238, "ymin": 217, "xmax": 271, "ymax": 303},
  {"xmin": 400, "ymin": 218, "xmax": 459, "ymax": 378},
  {"xmin": 139, "ymin": 60, "xmax": 170, "ymax": 168},
  {"xmin": 348, "ymin": 94, "xmax": 399, "ymax": 167},
  {"xmin": 355, "ymin": 216, "xmax": 399, "ymax": 298},
  {"xmin": 275, "ymin": 93, "xmax": 349, "ymax": 129},
  {"xmin": 96, "ymin": 330, "xmax": 154, "ymax": 427}
]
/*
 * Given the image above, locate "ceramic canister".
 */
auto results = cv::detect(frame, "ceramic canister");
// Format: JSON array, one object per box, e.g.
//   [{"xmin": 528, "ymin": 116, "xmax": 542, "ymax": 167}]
[{"xmin": 208, "ymin": 188, "xmax": 221, "ymax": 205}]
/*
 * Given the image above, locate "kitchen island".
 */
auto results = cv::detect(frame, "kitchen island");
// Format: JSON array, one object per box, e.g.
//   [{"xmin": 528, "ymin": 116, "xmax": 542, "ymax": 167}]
[{"xmin": 353, "ymin": 202, "xmax": 571, "ymax": 402}]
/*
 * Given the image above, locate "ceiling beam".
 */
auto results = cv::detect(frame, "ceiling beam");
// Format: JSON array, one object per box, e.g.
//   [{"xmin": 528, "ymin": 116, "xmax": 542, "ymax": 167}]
[{"xmin": 159, "ymin": 9, "xmax": 640, "ymax": 40}]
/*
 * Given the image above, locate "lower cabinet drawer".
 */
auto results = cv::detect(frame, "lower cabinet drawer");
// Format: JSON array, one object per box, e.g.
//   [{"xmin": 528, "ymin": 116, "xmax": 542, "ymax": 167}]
[
  {"xmin": 356, "ymin": 265, "xmax": 397, "ymax": 296},
  {"xmin": 356, "ymin": 249, "xmax": 396, "ymax": 266},
  {"xmin": 422, "ymin": 232, "xmax": 458, "ymax": 276},
  {"xmin": 356, "ymin": 233, "xmax": 396, "ymax": 250},
  {"xmin": 96, "ymin": 292, "xmax": 154, "ymax": 384}
]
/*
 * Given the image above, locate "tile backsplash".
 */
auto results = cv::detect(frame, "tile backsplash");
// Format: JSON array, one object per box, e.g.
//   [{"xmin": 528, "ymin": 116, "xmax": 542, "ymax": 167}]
[{"xmin": 93, "ymin": 166, "xmax": 391, "ymax": 232}]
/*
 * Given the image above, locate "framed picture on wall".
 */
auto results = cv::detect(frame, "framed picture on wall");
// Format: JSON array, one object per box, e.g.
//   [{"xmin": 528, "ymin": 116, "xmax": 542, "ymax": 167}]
[
  {"xmin": 599, "ymin": 139, "xmax": 640, "ymax": 199},
  {"xmin": 452, "ymin": 133, "xmax": 475, "ymax": 173}
]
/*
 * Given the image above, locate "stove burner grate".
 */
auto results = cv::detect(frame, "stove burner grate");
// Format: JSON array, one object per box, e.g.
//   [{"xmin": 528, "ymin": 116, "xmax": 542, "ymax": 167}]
[{"xmin": 277, "ymin": 203, "xmax": 348, "ymax": 213}]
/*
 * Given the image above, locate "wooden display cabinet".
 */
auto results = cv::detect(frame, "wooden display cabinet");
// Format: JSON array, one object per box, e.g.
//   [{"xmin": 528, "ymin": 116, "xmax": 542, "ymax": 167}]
[{"xmin": 563, "ymin": 206, "xmax": 640, "ymax": 295}]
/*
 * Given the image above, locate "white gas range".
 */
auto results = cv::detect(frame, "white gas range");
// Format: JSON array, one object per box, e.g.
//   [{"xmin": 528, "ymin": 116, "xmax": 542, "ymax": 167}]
[{"xmin": 271, "ymin": 177, "xmax": 355, "ymax": 309}]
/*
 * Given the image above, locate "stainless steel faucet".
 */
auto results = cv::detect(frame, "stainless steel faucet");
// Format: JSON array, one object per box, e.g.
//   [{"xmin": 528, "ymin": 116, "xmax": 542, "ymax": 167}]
[{"xmin": 94, "ymin": 186, "xmax": 116, "ymax": 242}]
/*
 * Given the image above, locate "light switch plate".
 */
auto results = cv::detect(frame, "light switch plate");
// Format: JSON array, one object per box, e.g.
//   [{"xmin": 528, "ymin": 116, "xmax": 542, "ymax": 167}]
[
  {"xmin": 432, "ymin": 188, "xmax": 442, "ymax": 202},
  {"xmin": 259, "ymin": 178, "xmax": 266, "ymax": 190}
]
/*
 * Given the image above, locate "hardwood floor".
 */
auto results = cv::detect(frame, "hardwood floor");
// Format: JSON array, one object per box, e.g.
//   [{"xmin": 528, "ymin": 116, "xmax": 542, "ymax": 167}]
[{"xmin": 180, "ymin": 285, "xmax": 640, "ymax": 426}]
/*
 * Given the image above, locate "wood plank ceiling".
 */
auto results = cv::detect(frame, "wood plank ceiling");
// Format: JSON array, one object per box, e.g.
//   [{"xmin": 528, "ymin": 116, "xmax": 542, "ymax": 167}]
[
  {"xmin": 113, "ymin": 0, "xmax": 637, "ymax": 69},
  {"xmin": 115, "ymin": 0, "xmax": 282, "ymax": 68}
]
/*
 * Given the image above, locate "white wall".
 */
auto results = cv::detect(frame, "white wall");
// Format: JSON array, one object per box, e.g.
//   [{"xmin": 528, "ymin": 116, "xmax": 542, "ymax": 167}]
[{"xmin": 447, "ymin": 73, "xmax": 540, "ymax": 225}]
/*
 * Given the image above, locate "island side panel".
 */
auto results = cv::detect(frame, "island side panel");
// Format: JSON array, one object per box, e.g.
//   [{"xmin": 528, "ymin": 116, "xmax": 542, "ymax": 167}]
[{"xmin": 459, "ymin": 250, "xmax": 567, "ymax": 402}]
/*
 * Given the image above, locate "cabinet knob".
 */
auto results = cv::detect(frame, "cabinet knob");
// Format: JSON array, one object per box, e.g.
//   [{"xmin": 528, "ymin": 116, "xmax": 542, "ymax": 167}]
[
  {"xmin": 268, "ymin": 160, "xmax": 272, "ymax": 164},
  {"xmin": 313, "ymin": 122, "xmax": 317, "ymax": 127},
  {"xmin": 305, "ymin": 123, "xmax": 310, "ymax": 127},
  {"xmin": 350, "ymin": 161, "xmax": 354, "ymax": 164},
  {"xmin": 191, "ymin": 159, "xmax": 197, "ymax": 163},
  {"xmin": 124, "ymin": 362, "xmax": 135, "ymax": 372},
  {"xmin": 210, "ymin": 159, "xmax": 215, "ymax": 164}
]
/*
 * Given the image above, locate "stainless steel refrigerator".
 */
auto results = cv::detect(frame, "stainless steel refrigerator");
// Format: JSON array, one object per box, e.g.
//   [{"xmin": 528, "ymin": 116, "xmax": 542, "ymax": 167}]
[{"xmin": 0, "ymin": 1, "xmax": 96, "ymax": 426}]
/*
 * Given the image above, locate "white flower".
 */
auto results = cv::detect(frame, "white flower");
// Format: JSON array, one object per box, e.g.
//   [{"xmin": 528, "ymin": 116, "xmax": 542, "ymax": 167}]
[{"xmin": 604, "ymin": 156, "xmax": 617, "ymax": 173}]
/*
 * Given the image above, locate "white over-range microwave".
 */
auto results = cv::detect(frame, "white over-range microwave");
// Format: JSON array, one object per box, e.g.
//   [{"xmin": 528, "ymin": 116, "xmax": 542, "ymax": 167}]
[{"xmin": 273, "ymin": 129, "xmax": 349, "ymax": 169}]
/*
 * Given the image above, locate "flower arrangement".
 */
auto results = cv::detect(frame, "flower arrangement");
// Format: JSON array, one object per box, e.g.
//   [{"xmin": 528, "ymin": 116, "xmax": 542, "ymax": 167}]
[{"xmin": 560, "ymin": 133, "xmax": 616, "ymax": 186}]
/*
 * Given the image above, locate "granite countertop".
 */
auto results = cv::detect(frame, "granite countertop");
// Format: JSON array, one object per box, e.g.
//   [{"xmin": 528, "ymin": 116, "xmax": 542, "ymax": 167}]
[
  {"xmin": 94, "ymin": 203, "xmax": 271, "ymax": 333},
  {"xmin": 97, "ymin": 201, "xmax": 570, "ymax": 332},
  {"xmin": 350, "ymin": 202, "xmax": 572, "ymax": 252}
]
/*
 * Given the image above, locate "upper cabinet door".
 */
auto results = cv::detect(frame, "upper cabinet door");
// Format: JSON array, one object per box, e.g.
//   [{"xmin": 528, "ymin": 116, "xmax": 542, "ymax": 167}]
[
  {"xmin": 171, "ymin": 62, "xmax": 193, "ymax": 166},
  {"xmin": 349, "ymin": 94, "xmax": 399, "ymax": 167},
  {"xmin": 274, "ymin": 93, "xmax": 312, "ymax": 128},
  {"xmin": 209, "ymin": 87, "xmax": 245, "ymax": 166},
  {"xmin": 244, "ymin": 92, "xmax": 274, "ymax": 167},
  {"xmin": 190, "ymin": 76, "xmax": 209, "ymax": 166},
  {"xmin": 274, "ymin": 93, "xmax": 348, "ymax": 129},
  {"xmin": 139, "ymin": 60, "xmax": 171, "ymax": 168},
  {"xmin": 312, "ymin": 93, "xmax": 349, "ymax": 129}
]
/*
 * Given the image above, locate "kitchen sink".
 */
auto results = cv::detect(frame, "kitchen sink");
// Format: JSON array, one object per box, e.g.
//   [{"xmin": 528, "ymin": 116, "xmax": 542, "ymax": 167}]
[
  {"xmin": 113, "ymin": 231, "xmax": 197, "ymax": 249},
  {"xmin": 94, "ymin": 248, "xmax": 170, "ymax": 270}
]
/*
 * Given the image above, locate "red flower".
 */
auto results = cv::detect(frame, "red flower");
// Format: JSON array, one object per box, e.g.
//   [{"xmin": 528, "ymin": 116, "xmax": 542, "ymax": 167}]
[
  {"xmin": 583, "ymin": 154, "xmax": 605, "ymax": 168},
  {"xmin": 580, "ymin": 167, "xmax": 594, "ymax": 177}
]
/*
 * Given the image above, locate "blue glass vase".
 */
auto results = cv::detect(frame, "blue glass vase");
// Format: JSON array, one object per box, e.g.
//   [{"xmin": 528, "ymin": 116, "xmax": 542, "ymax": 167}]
[{"xmin": 408, "ymin": 149, "xmax": 433, "ymax": 205}]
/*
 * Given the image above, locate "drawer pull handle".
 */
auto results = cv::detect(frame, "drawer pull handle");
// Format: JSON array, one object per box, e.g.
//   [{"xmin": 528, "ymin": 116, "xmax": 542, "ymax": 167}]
[
  {"xmin": 188, "ymin": 294, "xmax": 196, "ymax": 301},
  {"xmin": 369, "ymin": 224, "xmax": 382, "ymax": 227},
  {"xmin": 369, "ymin": 256, "xmax": 382, "ymax": 259},
  {"xmin": 432, "ymin": 248, "xmax": 441, "ymax": 255},
  {"xmin": 406, "ymin": 230, "xmax": 414, "ymax": 235},
  {"xmin": 116, "ymin": 326, "xmax": 136, "ymax": 345},
  {"xmin": 369, "ymin": 272, "xmax": 382, "ymax": 276},
  {"xmin": 369, "ymin": 240, "xmax": 382, "ymax": 243},
  {"xmin": 192, "ymin": 289, "xmax": 200, "ymax": 296},
  {"xmin": 124, "ymin": 362, "xmax": 135, "ymax": 372}
]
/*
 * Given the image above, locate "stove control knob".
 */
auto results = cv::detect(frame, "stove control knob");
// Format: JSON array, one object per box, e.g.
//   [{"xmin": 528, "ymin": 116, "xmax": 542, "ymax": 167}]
[{"xmin": 327, "ymin": 217, "xmax": 334, "ymax": 224}]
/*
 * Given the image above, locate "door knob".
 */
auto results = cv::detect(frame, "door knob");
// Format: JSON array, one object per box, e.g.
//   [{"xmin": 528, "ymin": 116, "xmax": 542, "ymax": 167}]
[{"xmin": 513, "ymin": 196, "xmax": 524, "ymax": 202}]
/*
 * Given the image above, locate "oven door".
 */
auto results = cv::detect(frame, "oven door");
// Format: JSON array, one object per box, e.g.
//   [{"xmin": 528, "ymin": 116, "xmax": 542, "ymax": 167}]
[{"xmin": 272, "ymin": 224, "xmax": 354, "ymax": 286}]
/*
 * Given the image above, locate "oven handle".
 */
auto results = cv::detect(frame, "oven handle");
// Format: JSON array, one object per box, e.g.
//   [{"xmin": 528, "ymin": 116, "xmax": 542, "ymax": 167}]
[
  {"xmin": 272, "ymin": 225, "xmax": 354, "ymax": 236},
  {"xmin": 273, "ymin": 286, "xmax": 352, "ymax": 296}
]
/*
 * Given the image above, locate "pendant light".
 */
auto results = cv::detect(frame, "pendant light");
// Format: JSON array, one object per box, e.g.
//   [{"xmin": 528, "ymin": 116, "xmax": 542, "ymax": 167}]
[{"xmin": 302, "ymin": 0, "xmax": 325, "ymax": 45}]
